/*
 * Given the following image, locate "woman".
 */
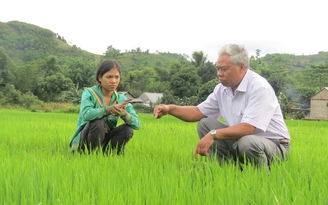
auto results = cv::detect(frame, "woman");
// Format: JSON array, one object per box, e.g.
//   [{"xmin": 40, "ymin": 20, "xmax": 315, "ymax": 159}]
[{"xmin": 69, "ymin": 60, "xmax": 141, "ymax": 154}]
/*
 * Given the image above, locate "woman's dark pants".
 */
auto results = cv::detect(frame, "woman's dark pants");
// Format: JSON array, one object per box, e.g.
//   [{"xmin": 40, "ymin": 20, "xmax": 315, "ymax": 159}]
[{"xmin": 79, "ymin": 119, "xmax": 133, "ymax": 155}]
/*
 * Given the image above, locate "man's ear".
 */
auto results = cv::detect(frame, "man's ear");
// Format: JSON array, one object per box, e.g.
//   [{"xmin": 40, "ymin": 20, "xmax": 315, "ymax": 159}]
[{"xmin": 240, "ymin": 63, "xmax": 246, "ymax": 70}]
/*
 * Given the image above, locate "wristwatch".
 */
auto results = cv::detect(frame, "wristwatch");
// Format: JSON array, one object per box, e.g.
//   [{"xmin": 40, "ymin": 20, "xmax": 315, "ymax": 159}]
[{"xmin": 210, "ymin": 129, "xmax": 217, "ymax": 140}]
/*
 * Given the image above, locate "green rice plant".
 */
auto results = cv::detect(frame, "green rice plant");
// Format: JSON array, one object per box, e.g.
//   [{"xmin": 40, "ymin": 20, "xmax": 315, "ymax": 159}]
[{"xmin": 0, "ymin": 109, "xmax": 327, "ymax": 204}]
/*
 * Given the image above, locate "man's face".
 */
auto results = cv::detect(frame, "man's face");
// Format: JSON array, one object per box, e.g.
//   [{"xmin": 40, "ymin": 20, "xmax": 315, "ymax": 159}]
[{"xmin": 216, "ymin": 54, "xmax": 244, "ymax": 91}]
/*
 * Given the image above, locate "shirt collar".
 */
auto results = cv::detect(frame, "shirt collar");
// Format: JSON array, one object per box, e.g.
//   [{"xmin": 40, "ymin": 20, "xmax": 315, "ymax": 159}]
[
  {"xmin": 236, "ymin": 69, "xmax": 251, "ymax": 93},
  {"xmin": 223, "ymin": 69, "xmax": 251, "ymax": 94}
]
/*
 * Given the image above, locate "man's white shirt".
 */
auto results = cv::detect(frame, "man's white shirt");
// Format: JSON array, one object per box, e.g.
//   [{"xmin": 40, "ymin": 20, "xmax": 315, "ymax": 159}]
[{"xmin": 197, "ymin": 69, "xmax": 290, "ymax": 140}]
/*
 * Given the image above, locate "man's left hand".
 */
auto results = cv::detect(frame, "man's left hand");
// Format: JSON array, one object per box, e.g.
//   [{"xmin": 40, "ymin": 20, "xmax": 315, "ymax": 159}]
[{"xmin": 194, "ymin": 134, "xmax": 214, "ymax": 158}]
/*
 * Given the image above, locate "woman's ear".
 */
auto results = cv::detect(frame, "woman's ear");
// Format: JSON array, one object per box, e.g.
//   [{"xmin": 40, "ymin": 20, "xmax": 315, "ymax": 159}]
[{"xmin": 97, "ymin": 75, "xmax": 101, "ymax": 84}]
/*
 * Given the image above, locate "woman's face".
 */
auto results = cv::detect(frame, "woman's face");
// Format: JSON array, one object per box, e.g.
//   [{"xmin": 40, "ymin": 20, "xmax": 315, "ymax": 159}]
[{"xmin": 98, "ymin": 67, "xmax": 120, "ymax": 92}]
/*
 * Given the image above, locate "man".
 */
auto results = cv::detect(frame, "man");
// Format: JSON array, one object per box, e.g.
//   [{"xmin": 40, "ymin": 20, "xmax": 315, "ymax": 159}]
[{"xmin": 153, "ymin": 44, "xmax": 290, "ymax": 168}]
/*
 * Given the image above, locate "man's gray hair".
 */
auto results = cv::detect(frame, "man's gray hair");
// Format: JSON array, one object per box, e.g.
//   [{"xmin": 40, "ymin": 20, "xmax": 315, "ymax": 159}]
[{"xmin": 218, "ymin": 44, "xmax": 250, "ymax": 69}]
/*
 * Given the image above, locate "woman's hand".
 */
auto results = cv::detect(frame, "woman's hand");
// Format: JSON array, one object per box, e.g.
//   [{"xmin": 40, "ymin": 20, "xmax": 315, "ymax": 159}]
[{"xmin": 106, "ymin": 99, "xmax": 132, "ymax": 116}]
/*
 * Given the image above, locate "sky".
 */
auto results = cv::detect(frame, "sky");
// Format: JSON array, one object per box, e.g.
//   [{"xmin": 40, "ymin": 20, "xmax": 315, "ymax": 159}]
[{"xmin": 1, "ymin": 0, "xmax": 327, "ymax": 63}]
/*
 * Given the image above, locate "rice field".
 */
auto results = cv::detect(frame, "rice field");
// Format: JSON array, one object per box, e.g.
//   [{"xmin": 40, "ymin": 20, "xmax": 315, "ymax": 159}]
[{"xmin": 0, "ymin": 109, "xmax": 327, "ymax": 204}]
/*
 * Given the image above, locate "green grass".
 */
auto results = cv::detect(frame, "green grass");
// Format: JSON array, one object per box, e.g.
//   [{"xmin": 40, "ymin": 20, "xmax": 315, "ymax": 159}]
[{"xmin": 0, "ymin": 109, "xmax": 328, "ymax": 204}]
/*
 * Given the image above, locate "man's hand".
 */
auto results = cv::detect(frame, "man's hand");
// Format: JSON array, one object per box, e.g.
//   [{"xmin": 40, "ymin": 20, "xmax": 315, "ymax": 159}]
[
  {"xmin": 194, "ymin": 134, "xmax": 214, "ymax": 158},
  {"xmin": 153, "ymin": 104, "xmax": 170, "ymax": 119}
]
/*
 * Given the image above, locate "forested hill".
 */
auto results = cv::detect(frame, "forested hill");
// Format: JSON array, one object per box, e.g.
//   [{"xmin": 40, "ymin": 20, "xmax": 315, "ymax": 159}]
[
  {"xmin": 0, "ymin": 21, "xmax": 98, "ymax": 65},
  {"xmin": 259, "ymin": 52, "xmax": 328, "ymax": 71},
  {"xmin": 1, "ymin": 20, "xmax": 327, "ymax": 71},
  {"xmin": 1, "ymin": 20, "xmax": 327, "ymax": 119},
  {"xmin": 0, "ymin": 21, "xmax": 186, "ymax": 71}
]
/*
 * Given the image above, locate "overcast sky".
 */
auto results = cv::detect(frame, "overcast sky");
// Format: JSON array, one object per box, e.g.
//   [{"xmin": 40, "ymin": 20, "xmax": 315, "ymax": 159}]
[{"xmin": 1, "ymin": 0, "xmax": 327, "ymax": 62}]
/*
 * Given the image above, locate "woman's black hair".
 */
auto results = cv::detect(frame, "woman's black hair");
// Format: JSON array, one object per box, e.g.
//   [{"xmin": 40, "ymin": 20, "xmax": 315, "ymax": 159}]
[{"xmin": 96, "ymin": 60, "xmax": 122, "ymax": 83}]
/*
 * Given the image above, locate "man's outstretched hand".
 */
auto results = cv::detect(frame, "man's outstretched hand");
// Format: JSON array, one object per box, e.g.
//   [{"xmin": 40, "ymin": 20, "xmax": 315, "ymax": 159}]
[{"xmin": 153, "ymin": 104, "xmax": 169, "ymax": 119}]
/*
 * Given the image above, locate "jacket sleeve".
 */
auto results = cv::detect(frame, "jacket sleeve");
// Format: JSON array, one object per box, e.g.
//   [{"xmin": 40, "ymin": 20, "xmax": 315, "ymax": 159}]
[
  {"xmin": 124, "ymin": 102, "xmax": 141, "ymax": 130},
  {"xmin": 80, "ymin": 89, "xmax": 107, "ymax": 121},
  {"xmin": 117, "ymin": 94, "xmax": 141, "ymax": 130}
]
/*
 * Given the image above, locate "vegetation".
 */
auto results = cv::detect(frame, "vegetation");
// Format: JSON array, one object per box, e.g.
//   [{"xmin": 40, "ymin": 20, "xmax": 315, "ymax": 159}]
[
  {"xmin": 1, "ymin": 21, "xmax": 328, "ymax": 119},
  {"xmin": 1, "ymin": 109, "xmax": 327, "ymax": 204}
]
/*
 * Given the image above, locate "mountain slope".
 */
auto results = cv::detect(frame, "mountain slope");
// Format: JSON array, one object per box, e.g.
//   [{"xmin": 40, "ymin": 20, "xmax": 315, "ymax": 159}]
[
  {"xmin": 0, "ymin": 21, "xmax": 186, "ymax": 71},
  {"xmin": 0, "ymin": 21, "xmax": 326, "ymax": 71},
  {"xmin": 0, "ymin": 21, "xmax": 98, "ymax": 65}
]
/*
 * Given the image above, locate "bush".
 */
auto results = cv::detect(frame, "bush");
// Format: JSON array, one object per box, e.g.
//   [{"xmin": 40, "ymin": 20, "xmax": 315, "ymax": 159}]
[
  {"xmin": 0, "ymin": 83, "xmax": 22, "ymax": 105},
  {"xmin": 54, "ymin": 104, "xmax": 80, "ymax": 114},
  {"xmin": 294, "ymin": 111, "xmax": 305, "ymax": 120},
  {"xmin": 21, "ymin": 91, "xmax": 43, "ymax": 109},
  {"xmin": 0, "ymin": 91, "xmax": 4, "ymax": 105}
]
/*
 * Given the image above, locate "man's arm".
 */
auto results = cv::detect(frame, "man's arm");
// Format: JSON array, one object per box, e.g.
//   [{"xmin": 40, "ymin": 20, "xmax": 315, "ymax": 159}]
[
  {"xmin": 153, "ymin": 104, "xmax": 206, "ymax": 122},
  {"xmin": 194, "ymin": 122, "xmax": 255, "ymax": 157},
  {"xmin": 215, "ymin": 122, "xmax": 255, "ymax": 140}
]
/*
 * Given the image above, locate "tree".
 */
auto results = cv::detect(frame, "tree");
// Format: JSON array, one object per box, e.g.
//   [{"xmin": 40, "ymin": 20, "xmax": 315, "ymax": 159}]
[
  {"xmin": 308, "ymin": 64, "xmax": 328, "ymax": 90},
  {"xmin": 198, "ymin": 78, "xmax": 218, "ymax": 102},
  {"xmin": 154, "ymin": 66, "xmax": 170, "ymax": 82},
  {"xmin": 14, "ymin": 64, "xmax": 38, "ymax": 93},
  {"xmin": 250, "ymin": 50, "xmax": 267, "ymax": 74},
  {"xmin": 296, "ymin": 87, "xmax": 316, "ymax": 109},
  {"xmin": 126, "ymin": 67, "xmax": 158, "ymax": 95},
  {"xmin": 147, "ymin": 81, "xmax": 170, "ymax": 93},
  {"xmin": 33, "ymin": 56, "xmax": 73, "ymax": 102},
  {"xmin": 60, "ymin": 83, "xmax": 82, "ymax": 104},
  {"xmin": 36, "ymin": 73, "xmax": 73, "ymax": 102},
  {"xmin": 44, "ymin": 55, "xmax": 61, "ymax": 76},
  {"xmin": 196, "ymin": 61, "xmax": 217, "ymax": 84},
  {"xmin": 255, "ymin": 49, "xmax": 261, "ymax": 60},
  {"xmin": 170, "ymin": 68, "xmax": 201, "ymax": 98},
  {"xmin": 260, "ymin": 54, "xmax": 289, "ymax": 94},
  {"xmin": 191, "ymin": 51, "xmax": 207, "ymax": 69},
  {"xmin": 66, "ymin": 58, "xmax": 95, "ymax": 89},
  {"xmin": 160, "ymin": 90, "xmax": 176, "ymax": 104},
  {"xmin": 169, "ymin": 60, "xmax": 193, "ymax": 77},
  {"xmin": 190, "ymin": 51, "xmax": 216, "ymax": 84},
  {"xmin": 278, "ymin": 92, "xmax": 292, "ymax": 118},
  {"xmin": 104, "ymin": 45, "xmax": 123, "ymax": 60},
  {"xmin": 0, "ymin": 83, "xmax": 21, "ymax": 105},
  {"xmin": 21, "ymin": 91, "xmax": 43, "ymax": 109},
  {"xmin": 0, "ymin": 47, "xmax": 16, "ymax": 86},
  {"xmin": 182, "ymin": 96, "xmax": 199, "ymax": 106}
]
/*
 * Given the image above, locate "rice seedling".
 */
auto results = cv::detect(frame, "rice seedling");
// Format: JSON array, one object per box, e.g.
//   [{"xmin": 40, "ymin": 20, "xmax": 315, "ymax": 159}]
[{"xmin": 0, "ymin": 109, "xmax": 327, "ymax": 204}]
